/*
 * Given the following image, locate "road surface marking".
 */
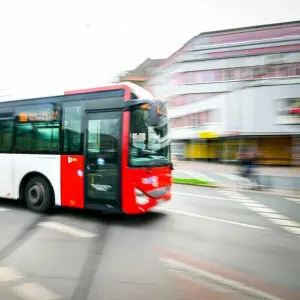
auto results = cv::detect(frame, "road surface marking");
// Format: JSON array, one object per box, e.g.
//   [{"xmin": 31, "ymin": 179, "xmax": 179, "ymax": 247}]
[
  {"xmin": 38, "ymin": 222, "xmax": 98, "ymax": 238},
  {"xmin": 219, "ymin": 190, "xmax": 251, "ymax": 199},
  {"xmin": 225, "ymin": 195, "xmax": 251, "ymax": 200},
  {"xmin": 246, "ymin": 206, "xmax": 279, "ymax": 213},
  {"xmin": 270, "ymin": 218, "xmax": 300, "ymax": 227},
  {"xmin": 240, "ymin": 202, "xmax": 266, "ymax": 208},
  {"xmin": 216, "ymin": 172, "xmax": 242, "ymax": 181},
  {"xmin": 258, "ymin": 212, "xmax": 291, "ymax": 220},
  {"xmin": 161, "ymin": 258, "xmax": 285, "ymax": 300},
  {"xmin": 173, "ymin": 192, "xmax": 232, "ymax": 201},
  {"xmin": 0, "ymin": 207, "xmax": 10, "ymax": 212},
  {"xmin": 11, "ymin": 282, "xmax": 61, "ymax": 300},
  {"xmin": 183, "ymin": 170, "xmax": 215, "ymax": 183},
  {"xmin": 285, "ymin": 197, "xmax": 300, "ymax": 204},
  {"xmin": 219, "ymin": 190, "xmax": 240, "ymax": 196},
  {"xmin": 157, "ymin": 207, "xmax": 267, "ymax": 230},
  {"xmin": 225, "ymin": 191, "xmax": 300, "ymax": 236},
  {"xmin": 238, "ymin": 199, "xmax": 256, "ymax": 203},
  {"xmin": 0, "ymin": 267, "xmax": 24, "ymax": 282},
  {"xmin": 282, "ymin": 226, "xmax": 300, "ymax": 235}
]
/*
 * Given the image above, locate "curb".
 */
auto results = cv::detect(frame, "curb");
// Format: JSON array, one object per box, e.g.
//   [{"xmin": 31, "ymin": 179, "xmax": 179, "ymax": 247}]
[{"xmin": 173, "ymin": 182, "xmax": 221, "ymax": 188}]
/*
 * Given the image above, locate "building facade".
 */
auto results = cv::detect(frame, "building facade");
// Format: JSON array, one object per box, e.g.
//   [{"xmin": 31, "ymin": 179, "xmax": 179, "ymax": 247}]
[
  {"xmin": 119, "ymin": 58, "xmax": 165, "ymax": 89},
  {"xmin": 148, "ymin": 20, "xmax": 300, "ymax": 165}
]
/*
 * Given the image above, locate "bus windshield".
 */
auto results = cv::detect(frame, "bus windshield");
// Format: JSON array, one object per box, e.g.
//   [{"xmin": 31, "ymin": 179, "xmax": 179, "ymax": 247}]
[{"xmin": 129, "ymin": 108, "xmax": 171, "ymax": 167}]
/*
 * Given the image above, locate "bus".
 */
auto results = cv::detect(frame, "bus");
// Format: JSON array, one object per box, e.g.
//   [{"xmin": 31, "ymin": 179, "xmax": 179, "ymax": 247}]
[{"xmin": 0, "ymin": 82, "xmax": 172, "ymax": 214}]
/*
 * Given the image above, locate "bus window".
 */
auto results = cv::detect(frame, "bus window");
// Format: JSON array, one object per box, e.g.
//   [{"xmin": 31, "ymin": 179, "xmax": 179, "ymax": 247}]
[
  {"xmin": 62, "ymin": 104, "xmax": 84, "ymax": 155},
  {"xmin": 0, "ymin": 119, "xmax": 14, "ymax": 153},
  {"xmin": 15, "ymin": 104, "xmax": 60, "ymax": 154}
]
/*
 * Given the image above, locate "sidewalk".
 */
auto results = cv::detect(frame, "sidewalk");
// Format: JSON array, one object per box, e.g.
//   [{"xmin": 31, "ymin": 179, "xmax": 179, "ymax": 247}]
[
  {"xmin": 174, "ymin": 160, "xmax": 298, "ymax": 177},
  {"xmin": 173, "ymin": 160, "xmax": 300, "ymax": 192}
]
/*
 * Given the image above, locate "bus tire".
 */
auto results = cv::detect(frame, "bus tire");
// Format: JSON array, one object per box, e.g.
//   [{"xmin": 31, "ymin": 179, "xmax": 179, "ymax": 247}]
[{"xmin": 24, "ymin": 176, "xmax": 54, "ymax": 213}]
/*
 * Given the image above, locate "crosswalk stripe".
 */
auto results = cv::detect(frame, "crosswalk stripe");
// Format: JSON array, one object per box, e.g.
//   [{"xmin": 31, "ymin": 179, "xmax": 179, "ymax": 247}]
[
  {"xmin": 216, "ymin": 172, "xmax": 242, "ymax": 181},
  {"xmin": 282, "ymin": 226, "xmax": 300, "ymax": 235},
  {"xmin": 0, "ymin": 267, "xmax": 24, "ymax": 282},
  {"xmin": 246, "ymin": 206, "xmax": 279, "ymax": 214},
  {"xmin": 258, "ymin": 213, "xmax": 290, "ymax": 220},
  {"xmin": 11, "ymin": 282, "xmax": 61, "ymax": 300},
  {"xmin": 0, "ymin": 207, "xmax": 10, "ymax": 212},
  {"xmin": 38, "ymin": 222, "xmax": 98, "ymax": 238},
  {"xmin": 270, "ymin": 218, "xmax": 300, "ymax": 228},
  {"xmin": 285, "ymin": 198, "xmax": 300, "ymax": 204},
  {"xmin": 183, "ymin": 170, "xmax": 215, "ymax": 183},
  {"xmin": 229, "ymin": 191, "xmax": 300, "ymax": 236}
]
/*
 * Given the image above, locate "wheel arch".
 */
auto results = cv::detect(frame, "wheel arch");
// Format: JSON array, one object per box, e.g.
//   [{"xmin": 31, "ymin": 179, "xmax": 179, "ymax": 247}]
[{"xmin": 19, "ymin": 171, "xmax": 55, "ymax": 204}]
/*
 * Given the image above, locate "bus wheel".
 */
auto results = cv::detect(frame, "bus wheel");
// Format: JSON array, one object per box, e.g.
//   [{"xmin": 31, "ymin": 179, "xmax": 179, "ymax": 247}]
[{"xmin": 24, "ymin": 176, "xmax": 53, "ymax": 213}]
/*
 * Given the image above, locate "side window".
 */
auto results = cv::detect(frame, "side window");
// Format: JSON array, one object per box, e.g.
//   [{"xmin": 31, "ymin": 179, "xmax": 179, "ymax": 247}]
[
  {"xmin": 15, "ymin": 104, "xmax": 61, "ymax": 154},
  {"xmin": 0, "ymin": 118, "xmax": 14, "ymax": 153},
  {"xmin": 62, "ymin": 103, "xmax": 83, "ymax": 155},
  {"xmin": 87, "ymin": 113, "xmax": 121, "ymax": 164}
]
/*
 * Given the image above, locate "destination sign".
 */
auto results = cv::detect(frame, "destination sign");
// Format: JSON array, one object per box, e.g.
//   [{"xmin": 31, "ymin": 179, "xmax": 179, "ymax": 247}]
[{"xmin": 17, "ymin": 105, "xmax": 60, "ymax": 123}]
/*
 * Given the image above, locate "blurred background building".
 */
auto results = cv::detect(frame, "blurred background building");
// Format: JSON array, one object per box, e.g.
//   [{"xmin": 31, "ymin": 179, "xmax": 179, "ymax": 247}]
[
  {"xmin": 118, "ymin": 58, "xmax": 165, "ymax": 90},
  {"xmin": 142, "ymin": 20, "xmax": 300, "ymax": 166}
]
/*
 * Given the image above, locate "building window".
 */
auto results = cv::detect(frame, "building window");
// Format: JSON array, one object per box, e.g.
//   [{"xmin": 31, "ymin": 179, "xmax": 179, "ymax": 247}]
[
  {"xmin": 62, "ymin": 103, "xmax": 84, "ymax": 155},
  {"xmin": 15, "ymin": 104, "xmax": 61, "ymax": 154},
  {"xmin": 296, "ymin": 64, "xmax": 300, "ymax": 76},
  {"xmin": 224, "ymin": 68, "xmax": 235, "ymax": 81},
  {"xmin": 214, "ymin": 70, "xmax": 224, "ymax": 81},
  {"xmin": 0, "ymin": 119, "xmax": 14, "ymax": 152}
]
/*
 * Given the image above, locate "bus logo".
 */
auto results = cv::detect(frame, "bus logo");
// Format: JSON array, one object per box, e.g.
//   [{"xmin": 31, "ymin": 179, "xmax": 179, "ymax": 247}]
[
  {"xmin": 142, "ymin": 176, "xmax": 158, "ymax": 187},
  {"xmin": 68, "ymin": 157, "xmax": 77, "ymax": 164}
]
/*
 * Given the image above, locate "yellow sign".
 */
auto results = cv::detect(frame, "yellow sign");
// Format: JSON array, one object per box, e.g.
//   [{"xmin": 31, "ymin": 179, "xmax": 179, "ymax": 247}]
[{"xmin": 199, "ymin": 132, "xmax": 218, "ymax": 139}]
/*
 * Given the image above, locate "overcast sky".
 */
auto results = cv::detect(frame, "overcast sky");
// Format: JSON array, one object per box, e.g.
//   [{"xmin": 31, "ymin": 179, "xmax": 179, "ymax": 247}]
[{"xmin": 0, "ymin": 0, "xmax": 299, "ymax": 94}]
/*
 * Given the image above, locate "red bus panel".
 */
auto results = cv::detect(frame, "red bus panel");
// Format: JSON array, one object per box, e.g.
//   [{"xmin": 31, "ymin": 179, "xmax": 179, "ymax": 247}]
[{"xmin": 60, "ymin": 155, "xmax": 85, "ymax": 208}]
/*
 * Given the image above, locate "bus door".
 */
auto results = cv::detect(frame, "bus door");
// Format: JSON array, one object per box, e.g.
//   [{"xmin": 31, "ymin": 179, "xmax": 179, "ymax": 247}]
[{"xmin": 84, "ymin": 111, "xmax": 121, "ymax": 211}]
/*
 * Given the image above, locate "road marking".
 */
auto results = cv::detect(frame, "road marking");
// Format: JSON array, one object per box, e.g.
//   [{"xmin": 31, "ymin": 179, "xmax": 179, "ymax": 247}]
[
  {"xmin": 225, "ymin": 195, "xmax": 251, "ymax": 200},
  {"xmin": 238, "ymin": 199, "xmax": 256, "ymax": 203},
  {"xmin": 270, "ymin": 218, "xmax": 300, "ymax": 228},
  {"xmin": 38, "ymin": 222, "xmax": 98, "ymax": 238},
  {"xmin": 162, "ymin": 258, "xmax": 286, "ymax": 300},
  {"xmin": 219, "ymin": 190, "xmax": 240, "ymax": 196},
  {"xmin": 226, "ymin": 191, "xmax": 300, "ymax": 236},
  {"xmin": 282, "ymin": 226, "xmax": 300, "ymax": 235},
  {"xmin": 157, "ymin": 207, "xmax": 267, "ymax": 230},
  {"xmin": 0, "ymin": 207, "xmax": 10, "ymax": 212},
  {"xmin": 216, "ymin": 172, "xmax": 242, "ymax": 181},
  {"xmin": 285, "ymin": 197, "xmax": 300, "ymax": 204},
  {"xmin": 173, "ymin": 192, "xmax": 232, "ymax": 201},
  {"xmin": 11, "ymin": 282, "xmax": 61, "ymax": 300},
  {"xmin": 240, "ymin": 202, "xmax": 266, "ymax": 208},
  {"xmin": 246, "ymin": 206, "xmax": 279, "ymax": 213},
  {"xmin": 183, "ymin": 170, "xmax": 215, "ymax": 183},
  {"xmin": 0, "ymin": 267, "xmax": 24, "ymax": 282},
  {"xmin": 258, "ymin": 212, "xmax": 291, "ymax": 220}
]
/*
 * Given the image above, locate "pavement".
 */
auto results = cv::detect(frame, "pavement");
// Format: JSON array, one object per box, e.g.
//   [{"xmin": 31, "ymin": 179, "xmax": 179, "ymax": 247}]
[
  {"xmin": 0, "ymin": 185, "xmax": 300, "ymax": 299},
  {"xmin": 173, "ymin": 161, "xmax": 300, "ymax": 191}
]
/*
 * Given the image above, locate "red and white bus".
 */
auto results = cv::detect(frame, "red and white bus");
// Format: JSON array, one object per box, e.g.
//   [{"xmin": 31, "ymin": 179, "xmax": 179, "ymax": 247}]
[{"xmin": 0, "ymin": 82, "xmax": 172, "ymax": 214}]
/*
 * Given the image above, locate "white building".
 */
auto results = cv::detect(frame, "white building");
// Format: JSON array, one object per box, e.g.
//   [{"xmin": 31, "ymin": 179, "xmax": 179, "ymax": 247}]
[{"xmin": 148, "ymin": 20, "xmax": 300, "ymax": 165}]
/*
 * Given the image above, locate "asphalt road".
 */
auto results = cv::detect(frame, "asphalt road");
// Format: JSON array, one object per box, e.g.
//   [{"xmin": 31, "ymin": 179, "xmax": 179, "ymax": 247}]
[{"xmin": 0, "ymin": 186, "xmax": 300, "ymax": 300}]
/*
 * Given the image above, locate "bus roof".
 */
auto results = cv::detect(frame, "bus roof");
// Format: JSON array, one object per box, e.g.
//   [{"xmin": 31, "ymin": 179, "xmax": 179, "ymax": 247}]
[{"xmin": 0, "ymin": 82, "xmax": 154, "ymax": 103}]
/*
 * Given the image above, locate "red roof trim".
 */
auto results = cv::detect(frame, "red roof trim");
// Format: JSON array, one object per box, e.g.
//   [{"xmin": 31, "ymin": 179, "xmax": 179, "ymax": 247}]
[{"xmin": 64, "ymin": 84, "xmax": 131, "ymax": 99}]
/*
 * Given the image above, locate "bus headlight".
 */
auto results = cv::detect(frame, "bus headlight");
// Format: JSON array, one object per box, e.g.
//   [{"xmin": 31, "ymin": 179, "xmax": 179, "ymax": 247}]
[{"xmin": 134, "ymin": 188, "xmax": 150, "ymax": 205}]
